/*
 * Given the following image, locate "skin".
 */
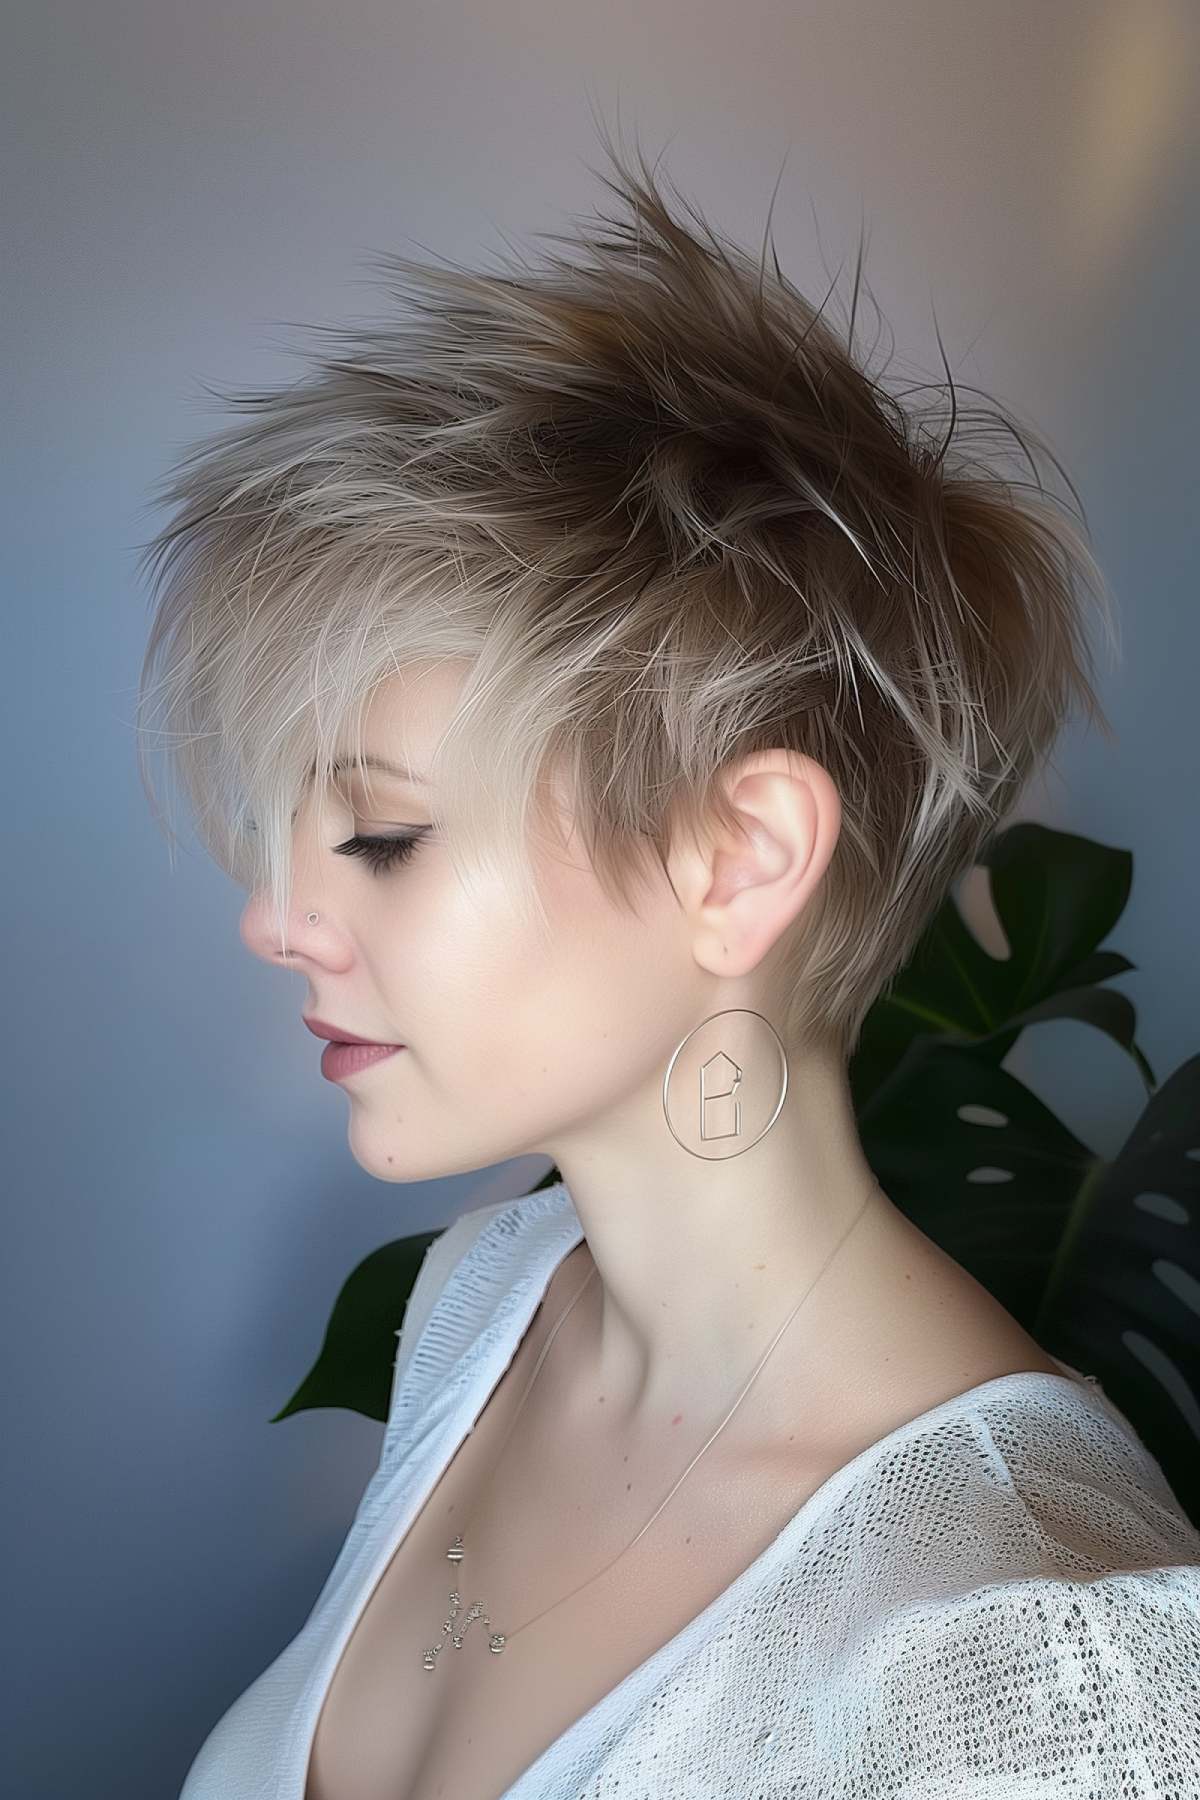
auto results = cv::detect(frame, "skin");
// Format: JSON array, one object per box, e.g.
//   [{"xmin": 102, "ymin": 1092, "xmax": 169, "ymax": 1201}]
[{"xmin": 240, "ymin": 657, "xmax": 1057, "ymax": 1452}]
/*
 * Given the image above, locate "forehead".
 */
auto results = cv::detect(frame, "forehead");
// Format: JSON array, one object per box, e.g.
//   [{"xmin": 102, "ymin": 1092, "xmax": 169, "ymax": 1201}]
[
  {"xmin": 316, "ymin": 659, "xmax": 576, "ymax": 849},
  {"xmin": 370, "ymin": 661, "xmax": 466, "ymax": 748},
  {"xmin": 328, "ymin": 662, "xmax": 471, "ymax": 782}
]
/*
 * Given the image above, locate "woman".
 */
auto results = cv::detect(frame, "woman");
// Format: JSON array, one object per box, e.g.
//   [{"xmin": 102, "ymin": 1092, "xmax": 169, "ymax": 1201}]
[{"xmin": 141, "ymin": 141, "xmax": 1200, "ymax": 1799}]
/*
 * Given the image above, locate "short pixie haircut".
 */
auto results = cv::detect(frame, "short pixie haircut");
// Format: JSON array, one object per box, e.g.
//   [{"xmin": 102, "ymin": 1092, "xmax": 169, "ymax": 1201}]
[{"xmin": 136, "ymin": 138, "xmax": 1115, "ymax": 1061}]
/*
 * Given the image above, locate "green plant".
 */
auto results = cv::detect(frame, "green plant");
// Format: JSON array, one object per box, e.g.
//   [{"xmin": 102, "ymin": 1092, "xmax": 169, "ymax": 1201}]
[{"xmin": 274, "ymin": 822, "xmax": 1200, "ymax": 1525}]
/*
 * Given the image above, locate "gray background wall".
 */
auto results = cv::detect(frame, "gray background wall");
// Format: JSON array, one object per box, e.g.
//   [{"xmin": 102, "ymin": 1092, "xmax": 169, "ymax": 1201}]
[{"xmin": 4, "ymin": 3, "xmax": 1197, "ymax": 1795}]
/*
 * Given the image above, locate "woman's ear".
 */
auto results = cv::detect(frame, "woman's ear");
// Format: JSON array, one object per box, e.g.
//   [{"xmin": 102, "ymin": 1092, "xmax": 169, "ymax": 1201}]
[{"xmin": 673, "ymin": 750, "xmax": 841, "ymax": 979}]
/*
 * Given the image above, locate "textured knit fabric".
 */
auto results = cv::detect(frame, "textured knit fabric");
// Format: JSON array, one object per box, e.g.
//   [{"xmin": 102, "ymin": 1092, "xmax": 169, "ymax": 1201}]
[{"xmin": 179, "ymin": 1179, "xmax": 1200, "ymax": 1799}]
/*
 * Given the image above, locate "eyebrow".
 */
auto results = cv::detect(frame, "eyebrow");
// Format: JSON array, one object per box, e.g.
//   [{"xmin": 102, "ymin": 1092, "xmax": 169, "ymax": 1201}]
[{"xmin": 322, "ymin": 756, "xmax": 430, "ymax": 785}]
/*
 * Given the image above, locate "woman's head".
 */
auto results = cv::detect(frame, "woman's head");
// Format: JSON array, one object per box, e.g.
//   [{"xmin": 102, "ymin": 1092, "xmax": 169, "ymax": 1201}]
[{"xmin": 137, "ymin": 137, "xmax": 1114, "ymax": 1085}]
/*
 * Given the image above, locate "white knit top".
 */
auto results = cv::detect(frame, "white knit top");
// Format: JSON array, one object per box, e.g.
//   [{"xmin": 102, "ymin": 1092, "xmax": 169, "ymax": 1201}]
[{"xmin": 179, "ymin": 1179, "xmax": 1200, "ymax": 1798}]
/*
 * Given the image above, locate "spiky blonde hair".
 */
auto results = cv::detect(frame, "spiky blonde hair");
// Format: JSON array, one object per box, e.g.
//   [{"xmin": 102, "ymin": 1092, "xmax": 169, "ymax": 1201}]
[{"xmin": 135, "ymin": 135, "xmax": 1116, "ymax": 1061}]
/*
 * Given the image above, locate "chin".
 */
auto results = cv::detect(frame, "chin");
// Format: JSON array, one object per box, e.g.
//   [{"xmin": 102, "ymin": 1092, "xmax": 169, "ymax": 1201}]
[{"xmin": 342, "ymin": 1120, "xmax": 473, "ymax": 1186}]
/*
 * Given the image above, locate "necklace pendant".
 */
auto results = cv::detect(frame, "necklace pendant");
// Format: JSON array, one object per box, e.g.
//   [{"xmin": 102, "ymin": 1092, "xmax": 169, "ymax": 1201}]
[{"xmin": 422, "ymin": 1535, "xmax": 506, "ymax": 1669}]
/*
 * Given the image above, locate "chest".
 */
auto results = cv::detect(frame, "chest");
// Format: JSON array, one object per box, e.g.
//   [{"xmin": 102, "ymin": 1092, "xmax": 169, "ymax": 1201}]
[{"xmin": 302, "ymin": 1380, "xmax": 834, "ymax": 1800}]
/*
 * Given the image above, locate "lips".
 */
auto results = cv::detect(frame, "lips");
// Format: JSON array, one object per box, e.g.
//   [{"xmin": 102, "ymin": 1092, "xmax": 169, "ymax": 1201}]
[
  {"xmin": 320, "ymin": 1040, "xmax": 404, "ymax": 1082},
  {"xmin": 303, "ymin": 1015, "xmax": 403, "ymax": 1047}
]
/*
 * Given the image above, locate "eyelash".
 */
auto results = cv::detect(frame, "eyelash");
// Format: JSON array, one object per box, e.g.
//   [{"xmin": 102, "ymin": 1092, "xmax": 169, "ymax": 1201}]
[
  {"xmin": 333, "ymin": 830, "xmax": 427, "ymax": 874},
  {"xmin": 244, "ymin": 814, "xmax": 427, "ymax": 876}
]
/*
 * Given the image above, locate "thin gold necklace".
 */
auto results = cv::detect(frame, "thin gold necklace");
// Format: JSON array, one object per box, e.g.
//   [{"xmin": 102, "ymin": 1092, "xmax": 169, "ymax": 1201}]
[{"xmin": 421, "ymin": 1178, "xmax": 880, "ymax": 1670}]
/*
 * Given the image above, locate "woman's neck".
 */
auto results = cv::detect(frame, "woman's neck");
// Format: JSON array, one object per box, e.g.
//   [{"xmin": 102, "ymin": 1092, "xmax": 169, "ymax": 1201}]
[{"xmin": 544, "ymin": 1047, "xmax": 892, "ymax": 1432}]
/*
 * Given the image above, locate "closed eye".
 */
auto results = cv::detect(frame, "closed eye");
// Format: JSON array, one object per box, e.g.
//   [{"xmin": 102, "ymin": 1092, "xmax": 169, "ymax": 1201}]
[{"xmin": 333, "ymin": 830, "xmax": 428, "ymax": 874}]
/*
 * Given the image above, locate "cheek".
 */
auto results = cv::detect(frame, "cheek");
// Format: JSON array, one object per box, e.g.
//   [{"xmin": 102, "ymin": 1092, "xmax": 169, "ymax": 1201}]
[{"xmin": 430, "ymin": 858, "xmax": 690, "ymax": 1110}]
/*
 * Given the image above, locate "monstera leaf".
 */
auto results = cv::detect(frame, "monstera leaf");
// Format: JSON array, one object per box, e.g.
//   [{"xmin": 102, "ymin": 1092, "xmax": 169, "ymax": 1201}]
[
  {"xmin": 860, "ymin": 1037, "xmax": 1200, "ymax": 1520},
  {"xmin": 1037, "ymin": 1053, "xmax": 1200, "ymax": 1513},
  {"xmin": 853, "ymin": 822, "xmax": 1154, "ymax": 1103}
]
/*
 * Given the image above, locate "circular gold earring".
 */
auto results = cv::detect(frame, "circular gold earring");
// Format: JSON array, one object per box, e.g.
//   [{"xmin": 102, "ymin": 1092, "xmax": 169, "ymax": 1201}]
[{"xmin": 661, "ymin": 1007, "xmax": 788, "ymax": 1160}]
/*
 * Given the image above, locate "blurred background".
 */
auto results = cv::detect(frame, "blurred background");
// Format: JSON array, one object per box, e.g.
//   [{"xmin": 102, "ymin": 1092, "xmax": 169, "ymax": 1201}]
[{"xmin": 3, "ymin": 2, "xmax": 1198, "ymax": 1793}]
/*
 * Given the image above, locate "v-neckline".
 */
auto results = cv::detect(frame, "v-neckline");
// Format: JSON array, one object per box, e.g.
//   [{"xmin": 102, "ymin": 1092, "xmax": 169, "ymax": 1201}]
[{"xmin": 292, "ymin": 1180, "xmax": 1103, "ymax": 1800}]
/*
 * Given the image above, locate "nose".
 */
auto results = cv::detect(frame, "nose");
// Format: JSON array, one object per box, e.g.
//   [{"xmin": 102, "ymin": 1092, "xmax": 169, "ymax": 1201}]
[{"xmin": 239, "ymin": 891, "xmax": 327, "ymax": 965}]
